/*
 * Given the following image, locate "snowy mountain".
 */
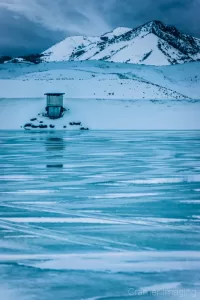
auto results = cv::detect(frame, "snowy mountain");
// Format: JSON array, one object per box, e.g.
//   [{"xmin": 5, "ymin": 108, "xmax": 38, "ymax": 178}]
[{"xmin": 42, "ymin": 20, "xmax": 200, "ymax": 66}]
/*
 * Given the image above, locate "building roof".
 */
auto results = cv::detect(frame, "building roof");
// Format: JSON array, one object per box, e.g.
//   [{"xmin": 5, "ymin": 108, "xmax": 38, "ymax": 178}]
[{"xmin": 45, "ymin": 93, "xmax": 65, "ymax": 96}]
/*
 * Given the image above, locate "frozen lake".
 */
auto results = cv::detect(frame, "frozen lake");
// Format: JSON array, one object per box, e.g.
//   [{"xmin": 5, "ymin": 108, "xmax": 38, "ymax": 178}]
[{"xmin": 0, "ymin": 131, "xmax": 200, "ymax": 299}]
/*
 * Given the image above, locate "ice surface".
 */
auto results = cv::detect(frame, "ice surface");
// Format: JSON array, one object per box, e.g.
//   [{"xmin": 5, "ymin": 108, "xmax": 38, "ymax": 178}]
[{"xmin": 0, "ymin": 131, "xmax": 200, "ymax": 299}]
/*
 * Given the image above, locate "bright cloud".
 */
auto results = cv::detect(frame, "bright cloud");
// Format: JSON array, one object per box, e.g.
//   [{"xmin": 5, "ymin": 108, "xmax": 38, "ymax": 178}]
[{"xmin": 0, "ymin": 0, "xmax": 111, "ymax": 35}]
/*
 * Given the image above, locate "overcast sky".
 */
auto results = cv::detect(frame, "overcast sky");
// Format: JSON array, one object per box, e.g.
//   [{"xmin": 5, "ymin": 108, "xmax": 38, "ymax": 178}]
[{"xmin": 0, "ymin": 0, "xmax": 199, "ymax": 56}]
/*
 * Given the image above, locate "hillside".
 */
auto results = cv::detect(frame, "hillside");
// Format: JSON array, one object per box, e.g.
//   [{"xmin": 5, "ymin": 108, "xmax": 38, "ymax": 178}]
[
  {"xmin": 0, "ymin": 60, "xmax": 200, "ymax": 130},
  {"xmin": 42, "ymin": 20, "xmax": 200, "ymax": 66},
  {"xmin": 0, "ymin": 60, "xmax": 199, "ymax": 99}
]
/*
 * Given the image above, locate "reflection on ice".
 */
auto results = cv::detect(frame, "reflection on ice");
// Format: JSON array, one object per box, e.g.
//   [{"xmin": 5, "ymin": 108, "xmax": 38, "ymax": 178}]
[
  {"xmin": 45, "ymin": 136, "xmax": 65, "ymax": 168},
  {"xmin": 46, "ymin": 164, "xmax": 63, "ymax": 168}
]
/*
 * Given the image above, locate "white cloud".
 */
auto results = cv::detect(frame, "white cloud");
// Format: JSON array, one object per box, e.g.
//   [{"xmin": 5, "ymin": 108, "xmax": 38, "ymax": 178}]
[{"xmin": 0, "ymin": 0, "xmax": 111, "ymax": 35}]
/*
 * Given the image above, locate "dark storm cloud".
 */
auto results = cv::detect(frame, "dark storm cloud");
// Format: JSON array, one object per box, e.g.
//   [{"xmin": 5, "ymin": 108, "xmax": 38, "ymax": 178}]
[
  {"xmin": 0, "ymin": 0, "xmax": 199, "ymax": 56},
  {"xmin": 0, "ymin": 9, "xmax": 63, "ymax": 56},
  {"xmin": 107, "ymin": 0, "xmax": 200, "ymax": 36}
]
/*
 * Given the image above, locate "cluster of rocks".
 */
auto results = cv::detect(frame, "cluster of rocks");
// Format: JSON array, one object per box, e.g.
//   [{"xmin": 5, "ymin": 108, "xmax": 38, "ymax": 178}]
[
  {"xmin": 69, "ymin": 121, "xmax": 89, "ymax": 130},
  {"xmin": 69, "ymin": 122, "xmax": 82, "ymax": 126},
  {"xmin": 23, "ymin": 118, "xmax": 89, "ymax": 130},
  {"xmin": 24, "ymin": 123, "xmax": 52, "ymax": 129}
]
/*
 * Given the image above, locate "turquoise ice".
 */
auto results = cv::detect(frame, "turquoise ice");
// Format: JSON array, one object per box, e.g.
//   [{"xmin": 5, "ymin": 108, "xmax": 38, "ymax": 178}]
[{"xmin": 0, "ymin": 131, "xmax": 200, "ymax": 299}]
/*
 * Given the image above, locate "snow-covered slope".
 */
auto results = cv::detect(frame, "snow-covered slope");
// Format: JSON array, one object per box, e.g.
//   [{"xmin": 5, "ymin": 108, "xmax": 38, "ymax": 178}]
[
  {"xmin": 1, "ymin": 60, "xmax": 200, "ymax": 99},
  {"xmin": 0, "ymin": 60, "xmax": 199, "ymax": 99},
  {"xmin": 0, "ymin": 60, "xmax": 200, "ymax": 130},
  {"xmin": 42, "ymin": 21, "xmax": 200, "ymax": 66},
  {"xmin": 43, "ymin": 36, "xmax": 99, "ymax": 63}
]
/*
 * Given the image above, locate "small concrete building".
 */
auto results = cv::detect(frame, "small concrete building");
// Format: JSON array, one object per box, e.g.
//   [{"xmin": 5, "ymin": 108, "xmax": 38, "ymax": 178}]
[{"xmin": 45, "ymin": 93, "xmax": 65, "ymax": 119}]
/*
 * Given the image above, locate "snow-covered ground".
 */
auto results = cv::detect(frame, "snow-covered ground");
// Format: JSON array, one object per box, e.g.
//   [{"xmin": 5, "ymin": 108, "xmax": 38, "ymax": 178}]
[
  {"xmin": 0, "ymin": 60, "xmax": 200, "ymax": 130},
  {"xmin": 0, "ymin": 98, "xmax": 200, "ymax": 130}
]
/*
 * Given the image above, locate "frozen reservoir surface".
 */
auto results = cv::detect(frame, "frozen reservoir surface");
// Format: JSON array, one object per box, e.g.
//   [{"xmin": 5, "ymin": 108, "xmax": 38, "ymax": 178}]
[{"xmin": 0, "ymin": 131, "xmax": 200, "ymax": 299}]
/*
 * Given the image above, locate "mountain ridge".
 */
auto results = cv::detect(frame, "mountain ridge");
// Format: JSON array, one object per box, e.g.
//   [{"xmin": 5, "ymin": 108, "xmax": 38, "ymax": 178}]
[
  {"xmin": 42, "ymin": 20, "xmax": 200, "ymax": 66},
  {"xmin": 2, "ymin": 20, "xmax": 200, "ymax": 66}
]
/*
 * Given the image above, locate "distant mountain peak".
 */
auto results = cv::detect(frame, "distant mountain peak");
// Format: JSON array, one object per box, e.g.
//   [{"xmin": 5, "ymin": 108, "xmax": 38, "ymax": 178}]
[
  {"xmin": 3, "ymin": 20, "xmax": 200, "ymax": 66},
  {"xmin": 102, "ymin": 27, "xmax": 132, "ymax": 38}
]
